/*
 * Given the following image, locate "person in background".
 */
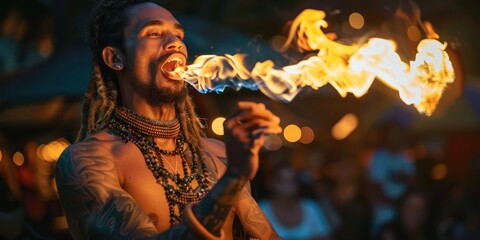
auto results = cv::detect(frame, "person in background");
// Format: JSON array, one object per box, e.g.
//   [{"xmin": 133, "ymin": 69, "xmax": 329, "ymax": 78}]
[
  {"xmin": 376, "ymin": 189, "xmax": 434, "ymax": 240},
  {"xmin": 367, "ymin": 119, "xmax": 416, "ymax": 238},
  {"xmin": 319, "ymin": 150, "xmax": 371, "ymax": 240},
  {"xmin": 259, "ymin": 163, "xmax": 332, "ymax": 240}
]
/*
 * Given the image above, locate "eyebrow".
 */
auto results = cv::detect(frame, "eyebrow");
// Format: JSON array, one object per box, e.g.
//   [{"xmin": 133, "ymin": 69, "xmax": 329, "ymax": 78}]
[{"xmin": 137, "ymin": 20, "xmax": 184, "ymax": 33}]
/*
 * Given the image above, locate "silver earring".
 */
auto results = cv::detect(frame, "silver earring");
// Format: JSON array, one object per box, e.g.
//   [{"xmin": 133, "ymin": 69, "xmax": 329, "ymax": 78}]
[{"xmin": 115, "ymin": 64, "xmax": 122, "ymax": 69}]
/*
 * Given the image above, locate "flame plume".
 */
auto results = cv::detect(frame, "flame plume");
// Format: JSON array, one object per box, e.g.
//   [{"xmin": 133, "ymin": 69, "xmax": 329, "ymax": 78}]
[{"xmin": 177, "ymin": 9, "xmax": 455, "ymax": 116}]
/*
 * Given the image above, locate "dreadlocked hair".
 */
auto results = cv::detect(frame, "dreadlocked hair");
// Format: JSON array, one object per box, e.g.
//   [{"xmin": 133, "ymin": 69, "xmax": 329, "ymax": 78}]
[
  {"xmin": 175, "ymin": 93, "xmax": 206, "ymax": 150},
  {"xmin": 76, "ymin": 62, "xmax": 118, "ymax": 142},
  {"xmin": 77, "ymin": 0, "xmax": 206, "ymax": 149}
]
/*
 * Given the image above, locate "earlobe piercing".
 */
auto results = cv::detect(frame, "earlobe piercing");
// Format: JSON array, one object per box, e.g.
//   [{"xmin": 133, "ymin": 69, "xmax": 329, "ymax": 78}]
[{"xmin": 115, "ymin": 64, "xmax": 122, "ymax": 69}]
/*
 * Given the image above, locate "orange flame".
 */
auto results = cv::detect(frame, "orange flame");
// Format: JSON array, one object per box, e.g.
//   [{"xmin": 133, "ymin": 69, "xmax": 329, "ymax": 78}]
[{"xmin": 177, "ymin": 9, "xmax": 455, "ymax": 116}]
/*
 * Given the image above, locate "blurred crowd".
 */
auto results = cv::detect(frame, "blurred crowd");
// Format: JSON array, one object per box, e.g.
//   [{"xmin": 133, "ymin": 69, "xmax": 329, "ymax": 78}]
[
  {"xmin": 0, "ymin": 140, "xmax": 68, "ymax": 240},
  {"xmin": 254, "ymin": 119, "xmax": 480, "ymax": 240}
]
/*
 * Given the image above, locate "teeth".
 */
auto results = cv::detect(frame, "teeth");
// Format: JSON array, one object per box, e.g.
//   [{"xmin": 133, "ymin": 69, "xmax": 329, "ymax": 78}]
[{"xmin": 167, "ymin": 57, "xmax": 183, "ymax": 64}]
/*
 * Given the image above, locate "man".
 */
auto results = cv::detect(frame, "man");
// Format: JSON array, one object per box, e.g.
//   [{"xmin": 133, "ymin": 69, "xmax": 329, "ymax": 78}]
[{"xmin": 54, "ymin": 0, "xmax": 282, "ymax": 239}]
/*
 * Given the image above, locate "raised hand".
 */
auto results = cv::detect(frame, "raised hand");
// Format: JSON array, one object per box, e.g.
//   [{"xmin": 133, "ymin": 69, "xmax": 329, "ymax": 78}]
[{"xmin": 223, "ymin": 101, "xmax": 282, "ymax": 179}]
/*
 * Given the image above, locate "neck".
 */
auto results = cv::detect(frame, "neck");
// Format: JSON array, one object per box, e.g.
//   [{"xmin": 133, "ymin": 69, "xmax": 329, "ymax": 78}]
[{"xmin": 121, "ymin": 97, "xmax": 177, "ymax": 121}]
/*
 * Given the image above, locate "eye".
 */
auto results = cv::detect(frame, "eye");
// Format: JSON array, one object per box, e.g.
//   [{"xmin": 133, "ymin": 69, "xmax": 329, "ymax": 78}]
[{"xmin": 147, "ymin": 32, "xmax": 161, "ymax": 37}]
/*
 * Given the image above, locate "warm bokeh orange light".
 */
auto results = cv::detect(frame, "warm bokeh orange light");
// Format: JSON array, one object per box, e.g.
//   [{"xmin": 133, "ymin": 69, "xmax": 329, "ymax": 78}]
[
  {"xmin": 407, "ymin": 25, "xmax": 421, "ymax": 42},
  {"xmin": 212, "ymin": 117, "xmax": 226, "ymax": 136},
  {"xmin": 431, "ymin": 163, "xmax": 448, "ymax": 180},
  {"xmin": 0, "ymin": 149, "xmax": 3, "ymax": 163},
  {"xmin": 39, "ymin": 38, "xmax": 54, "ymax": 57},
  {"xmin": 299, "ymin": 126, "xmax": 315, "ymax": 144},
  {"xmin": 13, "ymin": 152, "xmax": 24, "ymax": 166},
  {"xmin": 284, "ymin": 124, "xmax": 302, "ymax": 143},
  {"xmin": 38, "ymin": 139, "xmax": 70, "ymax": 162},
  {"xmin": 349, "ymin": 12, "xmax": 365, "ymax": 30},
  {"xmin": 331, "ymin": 113, "xmax": 358, "ymax": 140},
  {"xmin": 37, "ymin": 144, "xmax": 46, "ymax": 160}
]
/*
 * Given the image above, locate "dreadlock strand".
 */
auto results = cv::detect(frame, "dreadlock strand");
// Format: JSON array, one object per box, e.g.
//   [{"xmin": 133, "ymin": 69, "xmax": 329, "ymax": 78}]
[
  {"xmin": 93, "ymin": 73, "xmax": 110, "ymax": 128},
  {"xmin": 76, "ymin": 68, "xmax": 98, "ymax": 142},
  {"xmin": 177, "ymin": 94, "xmax": 205, "ymax": 150},
  {"xmin": 99, "ymin": 76, "xmax": 118, "ymax": 131}
]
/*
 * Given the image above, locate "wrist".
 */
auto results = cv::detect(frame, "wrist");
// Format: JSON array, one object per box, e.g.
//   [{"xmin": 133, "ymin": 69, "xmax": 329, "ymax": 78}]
[
  {"xmin": 191, "ymin": 169, "xmax": 248, "ymax": 235},
  {"xmin": 184, "ymin": 203, "xmax": 225, "ymax": 240}
]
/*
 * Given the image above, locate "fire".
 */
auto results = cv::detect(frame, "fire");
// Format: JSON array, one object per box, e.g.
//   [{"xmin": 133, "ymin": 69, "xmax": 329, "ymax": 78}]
[{"xmin": 177, "ymin": 9, "xmax": 455, "ymax": 116}]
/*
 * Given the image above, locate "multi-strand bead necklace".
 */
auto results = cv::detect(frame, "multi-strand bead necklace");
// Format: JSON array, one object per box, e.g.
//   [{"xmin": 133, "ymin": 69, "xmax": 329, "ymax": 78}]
[{"xmin": 109, "ymin": 107, "xmax": 211, "ymax": 226}]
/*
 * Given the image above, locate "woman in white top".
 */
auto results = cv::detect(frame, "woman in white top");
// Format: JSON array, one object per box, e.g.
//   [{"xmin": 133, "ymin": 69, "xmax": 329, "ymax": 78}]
[{"xmin": 259, "ymin": 164, "xmax": 331, "ymax": 240}]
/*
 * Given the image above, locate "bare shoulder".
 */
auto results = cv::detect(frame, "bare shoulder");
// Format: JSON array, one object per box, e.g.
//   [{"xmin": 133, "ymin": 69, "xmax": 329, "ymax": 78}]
[
  {"xmin": 56, "ymin": 130, "xmax": 119, "ymax": 175},
  {"xmin": 54, "ymin": 130, "xmax": 123, "ymax": 202},
  {"xmin": 54, "ymin": 130, "xmax": 158, "ymax": 239}
]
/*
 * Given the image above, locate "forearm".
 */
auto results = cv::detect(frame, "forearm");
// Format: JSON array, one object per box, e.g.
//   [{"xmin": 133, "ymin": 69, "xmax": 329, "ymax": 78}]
[
  {"xmin": 191, "ymin": 170, "xmax": 248, "ymax": 237},
  {"xmin": 234, "ymin": 195, "xmax": 280, "ymax": 239}
]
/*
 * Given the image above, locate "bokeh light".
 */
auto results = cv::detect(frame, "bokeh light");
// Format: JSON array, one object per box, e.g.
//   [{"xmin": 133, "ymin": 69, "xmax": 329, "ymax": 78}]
[
  {"xmin": 431, "ymin": 163, "xmax": 448, "ymax": 180},
  {"xmin": 299, "ymin": 126, "xmax": 315, "ymax": 144},
  {"xmin": 349, "ymin": 12, "xmax": 365, "ymax": 30},
  {"xmin": 13, "ymin": 152, "xmax": 24, "ymax": 166},
  {"xmin": 211, "ymin": 117, "xmax": 226, "ymax": 136},
  {"xmin": 37, "ymin": 144, "xmax": 46, "ymax": 160},
  {"xmin": 0, "ymin": 149, "xmax": 2, "ymax": 163},
  {"xmin": 264, "ymin": 134, "xmax": 283, "ymax": 151},
  {"xmin": 38, "ymin": 139, "xmax": 70, "ymax": 162},
  {"xmin": 284, "ymin": 124, "xmax": 302, "ymax": 143},
  {"xmin": 39, "ymin": 38, "xmax": 54, "ymax": 57},
  {"xmin": 407, "ymin": 25, "xmax": 421, "ymax": 42},
  {"xmin": 331, "ymin": 113, "xmax": 358, "ymax": 140}
]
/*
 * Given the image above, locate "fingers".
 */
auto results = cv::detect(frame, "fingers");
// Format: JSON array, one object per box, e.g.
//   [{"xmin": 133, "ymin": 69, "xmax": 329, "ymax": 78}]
[
  {"xmin": 224, "ymin": 102, "xmax": 282, "ymax": 152},
  {"xmin": 223, "ymin": 102, "xmax": 280, "ymax": 179},
  {"xmin": 225, "ymin": 101, "xmax": 281, "ymax": 132}
]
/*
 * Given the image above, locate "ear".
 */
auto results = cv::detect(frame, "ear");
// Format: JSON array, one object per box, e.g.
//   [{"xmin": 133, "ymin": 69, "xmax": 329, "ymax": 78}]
[{"xmin": 102, "ymin": 46, "xmax": 124, "ymax": 70}]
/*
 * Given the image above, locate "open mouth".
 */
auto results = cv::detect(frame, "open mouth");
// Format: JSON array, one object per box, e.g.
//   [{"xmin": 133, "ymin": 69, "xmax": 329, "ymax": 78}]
[{"xmin": 161, "ymin": 53, "xmax": 186, "ymax": 80}]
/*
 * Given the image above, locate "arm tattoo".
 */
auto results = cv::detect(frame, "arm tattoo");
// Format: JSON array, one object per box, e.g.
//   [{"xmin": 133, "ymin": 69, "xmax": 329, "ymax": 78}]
[
  {"xmin": 235, "ymin": 195, "xmax": 281, "ymax": 239},
  {"xmin": 55, "ymin": 143, "xmax": 197, "ymax": 240},
  {"xmin": 210, "ymin": 154, "xmax": 269, "ymax": 239},
  {"xmin": 192, "ymin": 170, "xmax": 248, "ymax": 236}
]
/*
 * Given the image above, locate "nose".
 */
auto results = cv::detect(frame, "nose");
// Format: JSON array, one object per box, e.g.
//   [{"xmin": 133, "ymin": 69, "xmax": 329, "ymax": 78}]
[{"xmin": 164, "ymin": 32, "xmax": 183, "ymax": 51}]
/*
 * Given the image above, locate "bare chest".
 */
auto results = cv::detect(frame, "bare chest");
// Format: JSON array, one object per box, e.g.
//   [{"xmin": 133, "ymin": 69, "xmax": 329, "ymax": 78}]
[{"xmin": 114, "ymin": 143, "xmax": 219, "ymax": 233}]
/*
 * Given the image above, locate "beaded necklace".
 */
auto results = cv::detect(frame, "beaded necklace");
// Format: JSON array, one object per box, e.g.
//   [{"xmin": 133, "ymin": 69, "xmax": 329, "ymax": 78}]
[
  {"xmin": 109, "ymin": 107, "xmax": 211, "ymax": 226},
  {"xmin": 114, "ymin": 107, "xmax": 181, "ymax": 138}
]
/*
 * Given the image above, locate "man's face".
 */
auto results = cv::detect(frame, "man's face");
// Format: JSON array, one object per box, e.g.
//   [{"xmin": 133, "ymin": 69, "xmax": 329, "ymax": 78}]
[{"xmin": 121, "ymin": 3, "xmax": 188, "ymax": 104}]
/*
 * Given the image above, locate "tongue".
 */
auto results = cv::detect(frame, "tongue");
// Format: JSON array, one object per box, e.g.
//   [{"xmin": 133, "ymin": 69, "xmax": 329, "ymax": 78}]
[
  {"xmin": 161, "ymin": 60, "xmax": 183, "ymax": 80},
  {"xmin": 162, "ymin": 61, "xmax": 177, "ymax": 72}
]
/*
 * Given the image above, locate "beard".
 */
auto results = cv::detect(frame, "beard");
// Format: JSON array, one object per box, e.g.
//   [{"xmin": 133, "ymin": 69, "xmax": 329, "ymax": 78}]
[
  {"xmin": 124, "ymin": 51, "xmax": 190, "ymax": 106},
  {"xmin": 132, "ymin": 77, "xmax": 189, "ymax": 106}
]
